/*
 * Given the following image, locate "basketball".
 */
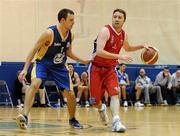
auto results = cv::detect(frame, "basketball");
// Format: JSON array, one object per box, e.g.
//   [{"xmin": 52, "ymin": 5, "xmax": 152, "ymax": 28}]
[{"xmin": 141, "ymin": 46, "xmax": 159, "ymax": 64}]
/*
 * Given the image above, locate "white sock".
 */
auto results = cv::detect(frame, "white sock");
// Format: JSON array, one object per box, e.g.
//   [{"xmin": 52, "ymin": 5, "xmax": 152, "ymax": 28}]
[
  {"xmin": 99, "ymin": 104, "xmax": 105, "ymax": 111},
  {"xmin": 113, "ymin": 115, "xmax": 120, "ymax": 123},
  {"xmin": 110, "ymin": 95, "xmax": 120, "ymax": 117}
]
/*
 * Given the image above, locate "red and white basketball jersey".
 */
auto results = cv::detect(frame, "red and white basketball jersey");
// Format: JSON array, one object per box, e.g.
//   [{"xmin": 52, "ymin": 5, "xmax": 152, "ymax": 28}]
[{"xmin": 93, "ymin": 24, "xmax": 125, "ymax": 67}]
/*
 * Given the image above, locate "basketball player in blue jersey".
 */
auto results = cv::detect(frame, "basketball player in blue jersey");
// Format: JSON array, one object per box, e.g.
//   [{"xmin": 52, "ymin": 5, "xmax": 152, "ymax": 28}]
[{"xmin": 16, "ymin": 8, "xmax": 89, "ymax": 129}]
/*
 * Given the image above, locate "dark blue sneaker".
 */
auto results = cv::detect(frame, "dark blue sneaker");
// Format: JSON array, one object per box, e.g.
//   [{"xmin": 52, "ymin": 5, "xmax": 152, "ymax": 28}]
[
  {"xmin": 16, "ymin": 114, "xmax": 28, "ymax": 129},
  {"xmin": 69, "ymin": 118, "xmax": 83, "ymax": 129}
]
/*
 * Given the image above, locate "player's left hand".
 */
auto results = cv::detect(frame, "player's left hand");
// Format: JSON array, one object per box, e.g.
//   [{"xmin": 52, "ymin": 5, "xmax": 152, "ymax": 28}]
[{"xmin": 142, "ymin": 45, "xmax": 149, "ymax": 50}]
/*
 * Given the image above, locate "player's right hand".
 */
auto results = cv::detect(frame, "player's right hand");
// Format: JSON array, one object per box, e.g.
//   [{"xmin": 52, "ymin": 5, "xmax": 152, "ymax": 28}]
[
  {"xmin": 119, "ymin": 55, "xmax": 133, "ymax": 63},
  {"xmin": 18, "ymin": 70, "xmax": 27, "ymax": 83}
]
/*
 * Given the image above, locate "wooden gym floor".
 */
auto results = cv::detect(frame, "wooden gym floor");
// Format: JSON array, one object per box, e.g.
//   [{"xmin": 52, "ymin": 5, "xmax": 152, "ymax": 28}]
[{"xmin": 0, "ymin": 106, "xmax": 180, "ymax": 136}]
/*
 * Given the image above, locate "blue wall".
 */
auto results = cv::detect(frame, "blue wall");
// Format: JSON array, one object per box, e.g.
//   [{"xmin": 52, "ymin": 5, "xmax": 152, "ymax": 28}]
[{"xmin": 0, "ymin": 62, "xmax": 179, "ymax": 105}]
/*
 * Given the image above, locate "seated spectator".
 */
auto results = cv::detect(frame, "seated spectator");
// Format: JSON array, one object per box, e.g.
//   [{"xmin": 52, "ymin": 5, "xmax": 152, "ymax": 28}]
[
  {"xmin": 116, "ymin": 63, "xmax": 130, "ymax": 107},
  {"xmin": 171, "ymin": 70, "xmax": 180, "ymax": 105},
  {"xmin": 76, "ymin": 71, "xmax": 90, "ymax": 107},
  {"xmin": 14, "ymin": 70, "xmax": 46, "ymax": 108},
  {"xmin": 68, "ymin": 64, "xmax": 81, "ymax": 106},
  {"xmin": 154, "ymin": 67, "xmax": 173, "ymax": 105},
  {"xmin": 14, "ymin": 71, "xmax": 30, "ymax": 108},
  {"xmin": 135, "ymin": 68, "xmax": 165, "ymax": 106}
]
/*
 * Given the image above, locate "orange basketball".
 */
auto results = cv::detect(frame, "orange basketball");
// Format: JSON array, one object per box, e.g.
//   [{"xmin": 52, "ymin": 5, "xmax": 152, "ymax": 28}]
[{"xmin": 141, "ymin": 46, "xmax": 159, "ymax": 64}]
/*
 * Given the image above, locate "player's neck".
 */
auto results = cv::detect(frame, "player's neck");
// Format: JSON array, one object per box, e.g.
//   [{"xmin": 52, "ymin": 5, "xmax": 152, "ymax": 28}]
[
  {"xmin": 57, "ymin": 24, "xmax": 68, "ymax": 37},
  {"xmin": 115, "ymin": 28, "xmax": 122, "ymax": 33},
  {"xmin": 119, "ymin": 70, "xmax": 123, "ymax": 74},
  {"xmin": 112, "ymin": 25, "xmax": 122, "ymax": 33}
]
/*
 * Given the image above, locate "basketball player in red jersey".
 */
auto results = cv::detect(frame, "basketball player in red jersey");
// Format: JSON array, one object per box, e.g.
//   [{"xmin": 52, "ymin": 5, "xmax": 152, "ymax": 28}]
[{"xmin": 89, "ymin": 9, "xmax": 147, "ymax": 132}]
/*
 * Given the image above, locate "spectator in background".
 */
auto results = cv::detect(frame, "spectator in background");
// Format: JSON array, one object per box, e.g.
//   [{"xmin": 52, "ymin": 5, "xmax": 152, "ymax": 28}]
[
  {"xmin": 171, "ymin": 70, "xmax": 180, "ymax": 105},
  {"xmin": 135, "ymin": 68, "xmax": 165, "ymax": 106},
  {"xmin": 68, "ymin": 64, "xmax": 81, "ymax": 105},
  {"xmin": 14, "ymin": 71, "xmax": 31, "ymax": 108},
  {"xmin": 76, "ymin": 71, "xmax": 90, "ymax": 107},
  {"xmin": 154, "ymin": 67, "xmax": 172, "ymax": 105},
  {"xmin": 116, "ymin": 63, "xmax": 130, "ymax": 107},
  {"xmin": 14, "ymin": 70, "xmax": 46, "ymax": 108}
]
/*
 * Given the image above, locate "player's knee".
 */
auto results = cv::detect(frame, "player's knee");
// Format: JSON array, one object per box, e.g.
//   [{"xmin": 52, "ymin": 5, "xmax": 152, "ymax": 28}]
[
  {"xmin": 121, "ymin": 86, "xmax": 126, "ymax": 90},
  {"xmin": 66, "ymin": 90, "xmax": 76, "ymax": 99}
]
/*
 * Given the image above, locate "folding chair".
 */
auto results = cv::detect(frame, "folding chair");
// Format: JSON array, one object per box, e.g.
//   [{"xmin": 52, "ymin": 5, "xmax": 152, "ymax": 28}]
[
  {"xmin": 0, "ymin": 80, "xmax": 13, "ymax": 107},
  {"xmin": 44, "ymin": 81, "xmax": 62, "ymax": 107}
]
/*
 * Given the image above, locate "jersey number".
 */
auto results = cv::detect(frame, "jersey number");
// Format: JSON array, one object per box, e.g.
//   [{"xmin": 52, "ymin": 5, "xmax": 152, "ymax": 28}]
[{"xmin": 53, "ymin": 53, "xmax": 65, "ymax": 64}]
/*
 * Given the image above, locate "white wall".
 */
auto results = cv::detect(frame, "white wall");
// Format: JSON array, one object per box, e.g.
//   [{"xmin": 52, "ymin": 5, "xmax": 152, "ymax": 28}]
[{"xmin": 0, "ymin": 0, "xmax": 180, "ymax": 64}]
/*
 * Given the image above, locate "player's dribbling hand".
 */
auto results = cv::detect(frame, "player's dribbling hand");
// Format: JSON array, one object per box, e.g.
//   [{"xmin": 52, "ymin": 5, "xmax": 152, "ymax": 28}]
[
  {"xmin": 143, "ymin": 45, "xmax": 159, "ymax": 52},
  {"xmin": 119, "ymin": 55, "xmax": 133, "ymax": 63},
  {"xmin": 18, "ymin": 70, "xmax": 27, "ymax": 83}
]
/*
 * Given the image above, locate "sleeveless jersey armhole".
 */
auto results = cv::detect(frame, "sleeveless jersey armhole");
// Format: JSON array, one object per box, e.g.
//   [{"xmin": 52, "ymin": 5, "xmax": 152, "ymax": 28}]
[{"xmin": 48, "ymin": 29, "xmax": 54, "ymax": 46}]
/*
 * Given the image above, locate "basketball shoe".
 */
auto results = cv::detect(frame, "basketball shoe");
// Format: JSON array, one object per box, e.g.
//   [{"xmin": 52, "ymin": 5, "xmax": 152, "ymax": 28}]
[
  {"xmin": 69, "ymin": 118, "xmax": 83, "ymax": 129},
  {"xmin": 112, "ymin": 116, "xmax": 126, "ymax": 132},
  {"xmin": 98, "ymin": 103, "xmax": 109, "ymax": 125},
  {"xmin": 134, "ymin": 101, "xmax": 144, "ymax": 107},
  {"xmin": 16, "ymin": 114, "xmax": 28, "ymax": 129}
]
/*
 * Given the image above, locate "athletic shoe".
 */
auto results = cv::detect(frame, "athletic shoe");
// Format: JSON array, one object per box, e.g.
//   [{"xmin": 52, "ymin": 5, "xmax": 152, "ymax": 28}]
[
  {"xmin": 145, "ymin": 103, "xmax": 152, "ymax": 107},
  {"xmin": 16, "ymin": 114, "xmax": 28, "ymax": 129},
  {"xmin": 98, "ymin": 104, "xmax": 109, "ymax": 125},
  {"xmin": 134, "ymin": 101, "xmax": 144, "ymax": 107},
  {"xmin": 163, "ymin": 100, "xmax": 168, "ymax": 106},
  {"xmin": 112, "ymin": 118, "xmax": 126, "ymax": 132},
  {"xmin": 69, "ymin": 118, "xmax": 83, "ymax": 129},
  {"xmin": 123, "ymin": 101, "xmax": 128, "ymax": 107},
  {"xmin": 85, "ymin": 101, "xmax": 90, "ymax": 107}
]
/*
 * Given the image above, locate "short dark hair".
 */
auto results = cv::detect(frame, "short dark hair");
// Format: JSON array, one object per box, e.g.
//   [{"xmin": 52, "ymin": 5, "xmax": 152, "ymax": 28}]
[
  {"xmin": 116, "ymin": 63, "xmax": 126, "ymax": 70},
  {"xmin": 119, "ymin": 63, "xmax": 126, "ymax": 67},
  {"xmin": 163, "ymin": 66, "xmax": 169, "ymax": 70},
  {"xmin": 58, "ymin": 8, "xmax": 74, "ymax": 22},
  {"xmin": 113, "ymin": 9, "xmax": 126, "ymax": 21}
]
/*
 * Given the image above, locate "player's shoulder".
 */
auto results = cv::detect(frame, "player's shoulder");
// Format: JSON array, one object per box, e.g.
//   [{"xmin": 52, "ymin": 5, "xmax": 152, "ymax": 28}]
[
  {"xmin": 40, "ymin": 27, "xmax": 53, "ymax": 38},
  {"xmin": 74, "ymin": 71, "xmax": 79, "ymax": 76},
  {"xmin": 98, "ymin": 25, "xmax": 110, "ymax": 39},
  {"xmin": 101, "ymin": 26, "xmax": 109, "ymax": 33}
]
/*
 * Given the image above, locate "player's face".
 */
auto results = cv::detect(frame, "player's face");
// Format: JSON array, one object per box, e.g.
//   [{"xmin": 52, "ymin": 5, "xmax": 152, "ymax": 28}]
[
  {"xmin": 64, "ymin": 13, "xmax": 75, "ymax": 30},
  {"xmin": 112, "ymin": 11, "xmax": 125, "ymax": 30},
  {"xmin": 176, "ymin": 71, "xmax": 180, "ymax": 78},
  {"xmin": 82, "ymin": 73, "xmax": 88, "ymax": 81},
  {"xmin": 82, "ymin": 74, "xmax": 88, "ymax": 84},
  {"xmin": 163, "ymin": 69, "xmax": 169, "ymax": 77},
  {"xmin": 140, "ymin": 70, "xmax": 145, "ymax": 76},
  {"xmin": 120, "ymin": 65, "xmax": 126, "ymax": 72},
  {"xmin": 68, "ymin": 65, "xmax": 74, "ymax": 72}
]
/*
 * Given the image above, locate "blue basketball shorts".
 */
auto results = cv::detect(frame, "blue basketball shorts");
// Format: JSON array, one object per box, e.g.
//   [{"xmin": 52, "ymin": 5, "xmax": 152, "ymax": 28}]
[{"xmin": 31, "ymin": 61, "xmax": 73, "ymax": 91}]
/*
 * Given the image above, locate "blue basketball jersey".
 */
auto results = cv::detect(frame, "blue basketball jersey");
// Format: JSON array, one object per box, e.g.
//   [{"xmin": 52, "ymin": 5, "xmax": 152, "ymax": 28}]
[
  {"xmin": 36, "ymin": 25, "xmax": 72, "ymax": 66},
  {"xmin": 117, "ymin": 70, "xmax": 127, "ymax": 84}
]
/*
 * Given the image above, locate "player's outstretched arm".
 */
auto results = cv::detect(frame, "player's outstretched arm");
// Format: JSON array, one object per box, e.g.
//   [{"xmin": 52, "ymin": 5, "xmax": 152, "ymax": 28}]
[
  {"xmin": 66, "ymin": 45, "xmax": 90, "ymax": 64},
  {"xmin": 123, "ymin": 35, "xmax": 146, "ymax": 52}
]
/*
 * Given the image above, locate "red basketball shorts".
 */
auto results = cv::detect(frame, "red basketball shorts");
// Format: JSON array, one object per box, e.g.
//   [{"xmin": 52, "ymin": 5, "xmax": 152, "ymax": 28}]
[{"xmin": 89, "ymin": 64, "xmax": 120, "ymax": 106}]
